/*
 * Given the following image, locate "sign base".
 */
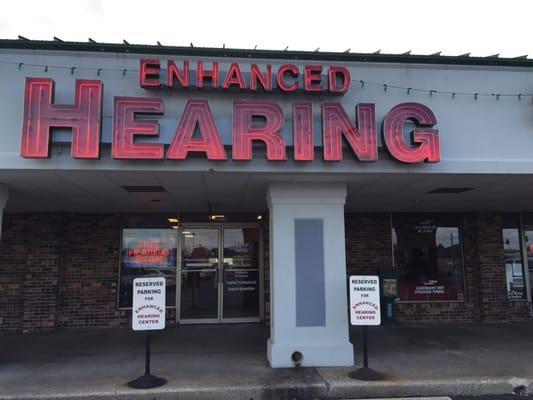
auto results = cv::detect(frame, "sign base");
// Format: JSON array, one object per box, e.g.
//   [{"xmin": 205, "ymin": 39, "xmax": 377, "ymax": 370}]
[
  {"xmin": 128, "ymin": 374, "xmax": 167, "ymax": 389},
  {"xmin": 348, "ymin": 367, "xmax": 384, "ymax": 381}
]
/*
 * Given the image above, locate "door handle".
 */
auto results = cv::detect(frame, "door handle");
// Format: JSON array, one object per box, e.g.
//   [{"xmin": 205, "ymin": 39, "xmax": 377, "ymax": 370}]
[{"xmin": 219, "ymin": 264, "xmax": 224, "ymax": 286}]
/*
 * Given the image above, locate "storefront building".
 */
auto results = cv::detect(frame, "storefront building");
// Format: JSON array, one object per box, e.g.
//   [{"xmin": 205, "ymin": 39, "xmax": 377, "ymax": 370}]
[{"xmin": 0, "ymin": 40, "xmax": 532, "ymax": 367}]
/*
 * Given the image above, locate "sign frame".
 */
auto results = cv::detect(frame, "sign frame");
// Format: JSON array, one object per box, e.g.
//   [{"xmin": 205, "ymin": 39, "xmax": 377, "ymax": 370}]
[
  {"xmin": 132, "ymin": 277, "xmax": 166, "ymax": 331},
  {"xmin": 349, "ymin": 275, "xmax": 381, "ymax": 326}
]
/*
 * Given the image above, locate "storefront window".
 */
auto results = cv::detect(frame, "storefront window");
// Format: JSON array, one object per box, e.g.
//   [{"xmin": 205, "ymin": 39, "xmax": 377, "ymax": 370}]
[
  {"xmin": 502, "ymin": 214, "xmax": 526, "ymax": 300},
  {"xmin": 119, "ymin": 228, "xmax": 178, "ymax": 308},
  {"xmin": 392, "ymin": 215, "xmax": 465, "ymax": 301}
]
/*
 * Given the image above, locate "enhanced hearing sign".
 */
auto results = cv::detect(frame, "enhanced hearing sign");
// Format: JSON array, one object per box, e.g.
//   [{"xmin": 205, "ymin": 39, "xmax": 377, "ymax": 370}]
[
  {"xmin": 132, "ymin": 277, "xmax": 166, "ymax": 331},
  {"xmin": 349, "ymin": 275, "xmax": 381, "ymax": 326}
]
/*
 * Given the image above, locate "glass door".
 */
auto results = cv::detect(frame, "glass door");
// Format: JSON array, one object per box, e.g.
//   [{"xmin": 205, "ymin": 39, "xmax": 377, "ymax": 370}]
[
  {"xmin": 222, "ymin": 228, "xmax": 260, "ymax": 321},
  {"xmin": 180, "ymin": 228, "xmax": 219, "ymax": 322},
  {"xmin": 179, "ymin": 225, "xmax": 261, "ymax": 323}
]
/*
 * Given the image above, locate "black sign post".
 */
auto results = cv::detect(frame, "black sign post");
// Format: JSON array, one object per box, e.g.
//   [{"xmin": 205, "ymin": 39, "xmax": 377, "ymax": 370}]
[
  {"xmin": 348, "ymin": 275, "xmax": 384, "ymax": 381},
  {"xmin": 128, "ymin": 332, "xmax": 166, "ymax": 389},
  {"xmin": 128, "ymin": 277, "xmax": 167, "ymax": 389},
  {"xmin": 348, "ymin": 326, "xmax": 384, "ymax": 380}
]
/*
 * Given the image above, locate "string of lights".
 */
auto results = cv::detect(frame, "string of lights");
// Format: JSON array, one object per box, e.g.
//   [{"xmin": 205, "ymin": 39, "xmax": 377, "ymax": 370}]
[
  {"xmin": 1, "ymin": 59, "xmax": 531, "ymax": 101},
  {"xmin": 350, "ymin": 79, "xmax": 531, "ymax": 101}
]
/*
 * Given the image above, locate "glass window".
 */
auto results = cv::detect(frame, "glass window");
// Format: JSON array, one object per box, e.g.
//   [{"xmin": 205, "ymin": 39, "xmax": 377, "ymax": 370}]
[
  {"xmin": 392, "ymin": 215, "xmax": 465, "ymax": 301},
  {"xmin": 119, "ymin": 229, "xmax": 178, "ymax": 308},
  {"xmin": 502, "ymin": 214, "xmax": 526, "ymax": 300}
]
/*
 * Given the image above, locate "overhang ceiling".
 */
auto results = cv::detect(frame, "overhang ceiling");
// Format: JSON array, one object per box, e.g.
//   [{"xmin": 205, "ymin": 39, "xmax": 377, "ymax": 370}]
[{"xmin": 1, "ymin": 170, "xmax": 532, "ymax": 214}]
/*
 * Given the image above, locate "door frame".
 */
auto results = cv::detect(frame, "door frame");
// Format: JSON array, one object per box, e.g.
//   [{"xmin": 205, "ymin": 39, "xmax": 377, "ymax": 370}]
[
  {"xmin": 176, "ymin": 222, "xmax": 264, "ymax": 325},
  {"xmin": 520, "ymin": 221, "xmax": 533, "ymax": 307}
]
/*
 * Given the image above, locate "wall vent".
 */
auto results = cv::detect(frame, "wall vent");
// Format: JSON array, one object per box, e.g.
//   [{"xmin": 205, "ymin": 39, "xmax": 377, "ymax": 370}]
[
  {"xmin": 427, "ymin": 187, "xmax": 473, "ymax": 194},
  {"xmin": 122, "ymin": 185, "xmax": 166, "ymax": 193}
]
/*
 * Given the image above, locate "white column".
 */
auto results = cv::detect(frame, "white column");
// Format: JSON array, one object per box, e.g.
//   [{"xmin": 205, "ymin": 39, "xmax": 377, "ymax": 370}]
[
  {"xmin": 267, "ymin": 182, "xmax": 353, "ymax": 368},
  {"xmin": 0, "ymin": 185, "xmax": 8, "ymax": 240}
]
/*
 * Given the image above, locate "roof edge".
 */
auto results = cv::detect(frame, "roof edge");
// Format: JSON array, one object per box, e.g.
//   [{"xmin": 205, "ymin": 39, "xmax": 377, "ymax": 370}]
[{"xmin": 1, "ymin": 39, "xmax": 533, "ymax": 68}]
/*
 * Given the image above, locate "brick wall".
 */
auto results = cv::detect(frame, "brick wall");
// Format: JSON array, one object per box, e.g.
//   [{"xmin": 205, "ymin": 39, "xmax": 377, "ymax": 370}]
[
  {"xmin": 345, "ymin": 213, "xmax": 393, "ymax": 276},
  {"xmin": 0, "ymin": 213, "xmax": 130, "ymax": 333},
  {"xmin": 0, "ymin": 214, "xmax": 28, "ymax": 332},
  {"xmin": 1, "ymin": 211, "xmax": 530, "ymax": 333},
  {"xmin": 56, "ymin": 214, "xmax": 122, "ymax": 329}
]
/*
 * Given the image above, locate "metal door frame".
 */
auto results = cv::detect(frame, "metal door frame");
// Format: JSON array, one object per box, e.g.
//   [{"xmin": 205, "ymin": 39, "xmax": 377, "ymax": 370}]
[
  {"xmin": 520, "ymin": 220, "xmax": 533, "ymax": 307},
  {"xmin": 176, "ymin": 222, "xmax": 263, "ymax": 325}
]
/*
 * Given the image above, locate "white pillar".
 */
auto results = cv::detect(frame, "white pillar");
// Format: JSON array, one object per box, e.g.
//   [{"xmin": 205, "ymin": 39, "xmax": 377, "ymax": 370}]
[
  {"xmin": 0, "ymin": 185, "xmax": 8, "ymax": 240},
  {"xmin": 267, "ymin": 182, "xmax": 353, "ymax": 368}
]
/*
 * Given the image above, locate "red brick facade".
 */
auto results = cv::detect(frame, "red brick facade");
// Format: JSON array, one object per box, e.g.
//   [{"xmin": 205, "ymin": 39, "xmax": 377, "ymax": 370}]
[{"xmin": 0, "ymin": 212, "xmax": 530, "ymax": 333}]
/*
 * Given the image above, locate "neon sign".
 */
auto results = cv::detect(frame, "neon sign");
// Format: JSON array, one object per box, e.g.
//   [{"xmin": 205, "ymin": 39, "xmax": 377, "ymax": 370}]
[{"xmin": 20, "ymin": 59, "xmax": 440, "ymax": 163}]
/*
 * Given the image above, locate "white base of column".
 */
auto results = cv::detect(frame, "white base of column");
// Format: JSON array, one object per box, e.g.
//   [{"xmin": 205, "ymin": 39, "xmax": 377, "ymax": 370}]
[
  {"xmin": 267, "ymin": 338, "xmax": 354, "ymax": 368},
  {"xmin": 267, "ymin": 182, "xmax": 353, "ymax": 368}
]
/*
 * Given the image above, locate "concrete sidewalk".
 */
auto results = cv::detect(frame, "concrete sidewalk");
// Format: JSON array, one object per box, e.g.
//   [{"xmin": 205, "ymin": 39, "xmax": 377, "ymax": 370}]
[{"xmin": 1, "ymin": 323, "xmax": 532, "ymax": 399}]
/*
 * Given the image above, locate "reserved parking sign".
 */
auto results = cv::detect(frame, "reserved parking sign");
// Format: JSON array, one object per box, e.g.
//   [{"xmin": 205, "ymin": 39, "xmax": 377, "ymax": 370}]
[
  {"xmin": 132, "ymin": 277, "xmax": 166, "ymax": 331},
  {"xmin": 349, "ymin": 275, "xmax": 381, "ymax": 326}
]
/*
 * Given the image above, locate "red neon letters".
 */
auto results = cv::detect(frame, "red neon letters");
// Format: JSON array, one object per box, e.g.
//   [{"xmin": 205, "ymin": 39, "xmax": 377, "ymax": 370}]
[
  {"xmin": 167, "ymin": 100, "xmax": 226, "ymax": 160},
  {"xmin": 21, "ymin": 78, "xmax": 102, "ymax": 158},
  {"xmin": 112, "ymin": 97, "xmax": 164, "ymax": 159},
  {"xmin": 322, "ymin": 103, "xmax": 377, "ymax": 161},
  {"xmin": 139, "ymin": 59, "xmax": 351, "ymax": 94},
  {"xmin": 382, "ymin": 103, "xmax": 440, "ymax": 163},
  {"xmin": 20, "ymin": 77, "xmax": 441, "ymax": 163},
  {"xmin": 233, "ymin": 101, "xmax": 286, "ymax": 160},
  {"xmin": 293, "ymin": 102, "xmax": 314, "ymax": 161}
]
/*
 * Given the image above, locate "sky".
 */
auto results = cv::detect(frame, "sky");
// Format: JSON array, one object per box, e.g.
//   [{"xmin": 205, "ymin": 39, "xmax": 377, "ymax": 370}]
[{"xmin": 0, "ymin": 0, "xmax": 532, "ymax": 58}]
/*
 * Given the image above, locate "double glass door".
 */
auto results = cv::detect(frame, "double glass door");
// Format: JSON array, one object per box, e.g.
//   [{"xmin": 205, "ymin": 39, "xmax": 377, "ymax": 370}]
[{"xmin": 179, "ymin": 226, "xmax": 261, "ymax": 323}]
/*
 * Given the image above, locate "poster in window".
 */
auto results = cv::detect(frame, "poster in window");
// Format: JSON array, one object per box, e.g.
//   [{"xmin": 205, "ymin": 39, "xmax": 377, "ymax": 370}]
[{"xmin": 122, "ymin": 229, "xmax": 177, "ymax": 269}]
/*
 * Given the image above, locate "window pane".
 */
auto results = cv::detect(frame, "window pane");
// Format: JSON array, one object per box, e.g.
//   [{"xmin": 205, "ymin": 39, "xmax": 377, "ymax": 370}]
[
  {"xmin": 502, "ymin": 228, "xmax": 526, "ymax": 300},
  {"xmin": 393, "ymin": 215, "xmax": 465, "ymax": 301},
  {"xmin": 222, "ymin": 228, "xmax": 260, "ymax": 319},
  {"xmin": 119, "ymin": 229, "xmax": 177, "ymax": 308}
]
